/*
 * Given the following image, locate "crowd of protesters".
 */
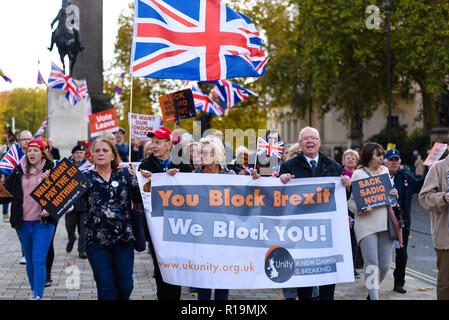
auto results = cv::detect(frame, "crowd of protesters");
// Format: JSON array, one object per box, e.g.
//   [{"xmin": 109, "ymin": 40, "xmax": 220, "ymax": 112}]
[{"xmin": 0, "ymin": 124, "xmax": 448, "ymax": 301}]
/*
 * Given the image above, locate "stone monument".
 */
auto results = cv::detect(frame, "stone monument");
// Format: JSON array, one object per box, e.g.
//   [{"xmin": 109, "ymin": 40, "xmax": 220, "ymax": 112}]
[
  {"xmin": 71, "ymin": 0, "xmax": 113, "ymax": 113},
  {"xmin": 47, "ymin": 0, "xmax": 113, "ymax": 158}
]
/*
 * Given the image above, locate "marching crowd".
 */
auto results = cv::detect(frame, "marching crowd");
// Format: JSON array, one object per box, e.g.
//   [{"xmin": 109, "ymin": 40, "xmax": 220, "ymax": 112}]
[{"xmin": 0, "ymin": 124, "xmax": 448, "ymax": 301}]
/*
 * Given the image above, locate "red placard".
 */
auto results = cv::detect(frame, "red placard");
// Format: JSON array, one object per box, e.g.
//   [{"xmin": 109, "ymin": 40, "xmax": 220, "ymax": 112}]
[{"xmin": 88, "ymin": 109, "xmax": 119, "ymax": 137}]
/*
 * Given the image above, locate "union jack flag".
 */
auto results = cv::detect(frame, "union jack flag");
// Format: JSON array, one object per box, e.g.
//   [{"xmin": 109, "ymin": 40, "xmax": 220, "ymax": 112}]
[
  {"xmin": 271, "ymin": 165, "xmax": 280, "ymax": 178},
  {"xmin": 47, "ymin": 62, "xmax": 81, "ymax": 107},
  {"xmin": 207, "ymin": 80, "xmax": 256, "ymax": 109},
  {"xmin": 192, "ymin": 86, "xmax": 223, "ymax": 115},
  {"xmin": 256, "ymin": 137, "xmax": 284, "ymax": 159},
  {"xmin": 131, "ymin": 0, "xmax": 269, "ymax": 81},
  {"xmin": 243, "ymin": 166, "xmax": 255, "ymax": 174},
  {"xmin": 34, "ymin": 118, "xmax": 48, "ymax": 139},
  {"xmin": 77, "ymin": 159, "xmax": 94, "ymax": 173},
  {"xmin": 78, "ymin": 80, "xmax": 89, "ymax": 100},
  {"xmin": 0, "ymin": 144, "xmax": 24, "ymax": 176}
]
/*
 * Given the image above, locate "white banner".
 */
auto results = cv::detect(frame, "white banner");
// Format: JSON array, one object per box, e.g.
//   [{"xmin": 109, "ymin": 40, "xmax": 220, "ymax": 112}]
[
  {"xmin": 137, "ymin": 172, "xmax": 354, "ymax": 289},
  {"xmin": 128, "ymin": 113, "xmax": 161, "ymax": 140}
]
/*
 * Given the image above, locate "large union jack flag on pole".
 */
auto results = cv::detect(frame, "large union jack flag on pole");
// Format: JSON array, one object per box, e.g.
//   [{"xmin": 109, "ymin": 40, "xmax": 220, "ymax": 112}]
[
  {"xmin": 0, "ymin": 144, "xmax": 24, "ymax": 176},
  {"xmin": 192, "ymin": 86, "xmax": 224, "ymax": 115},
  {"xmin": 256, "ymin": 137, "xmax": 284, "ymax": 159},
  {"xmin": 131, "ymin": 0, "xmax": 269, "ymax": 81},
  {"xmin": 47, "ymin": 62, "xmax": 81, "ymax": 107},
  {"xmin": 207, "ymin": 80, "xmax": 256, "ymax": 109}
]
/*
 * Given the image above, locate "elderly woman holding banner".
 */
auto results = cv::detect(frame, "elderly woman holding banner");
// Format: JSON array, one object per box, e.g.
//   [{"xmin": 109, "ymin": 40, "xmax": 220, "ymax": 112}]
[
  {"xmin": 0, "ymin": 139, "xmax": 55, "ymax": 300},
  {"xmin": 162, "ymin": 135, "xmax": 260, "ymax": 300},
  {"xmin": 193, "ymin": 136, "xmax": 236, "ymax": 300},
  {"xmin": 82, "ymin": 137, "xmax": 143, "ymax": 300},
  {"xmin": 347, "ymin": 142, "xmax": 398, "ymax": 300}
]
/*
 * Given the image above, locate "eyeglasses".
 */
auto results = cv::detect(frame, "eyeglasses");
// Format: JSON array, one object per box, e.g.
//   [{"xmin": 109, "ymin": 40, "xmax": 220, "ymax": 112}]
[{"xmin": 300, "ymin": 137, "xmax": 320, "ymax": 142}]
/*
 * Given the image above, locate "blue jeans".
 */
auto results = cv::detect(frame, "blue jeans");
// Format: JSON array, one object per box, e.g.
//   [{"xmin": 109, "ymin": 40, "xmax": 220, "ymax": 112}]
[
  {"xmin": 197, "ymin": 288, "xmax": 229, "ymax": 300},
  {"xmin": 86, "ymin": 241, "xmax": 134, "ymax": 300},
  {"xmin": 16, "ymin": 221, "xmax": 55, "ymax": 298}
]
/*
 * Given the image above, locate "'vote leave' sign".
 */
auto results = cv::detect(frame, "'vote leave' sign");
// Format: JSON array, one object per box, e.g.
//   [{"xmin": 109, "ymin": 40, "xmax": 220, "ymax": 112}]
[{"xmin": 88, "ymin": 108, "xmax": 119, "ymax": 137}]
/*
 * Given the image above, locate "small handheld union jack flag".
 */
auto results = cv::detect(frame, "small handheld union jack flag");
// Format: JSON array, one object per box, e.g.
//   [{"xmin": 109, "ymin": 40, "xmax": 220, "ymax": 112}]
[
  {"xmin": 34, "ymin": 118, "xmax": 48, "ymax": 139},
  {"xmin": 256, "ymin": 137, "xmax": 284, "ymax": 159},
  {"xmin": 0, "ymin": 144, "xmax": 24, "ymax": 176},
  {"xmin": 243, "ymin": 166, "xmax": 256, "ymax": 174},
  {"xmin": 271, "ymin": 165, "xmax": 280, "ymax": 178}
]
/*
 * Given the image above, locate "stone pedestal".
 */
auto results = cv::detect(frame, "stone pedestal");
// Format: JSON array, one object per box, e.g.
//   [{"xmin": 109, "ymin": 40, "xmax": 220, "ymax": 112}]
[
  {"xmin": 47, "ymin": 87, "xmax": 88, "ymax": 159},
  {"xmin": 429, "ymin": 126, "xmax": 449, "ymax": 145}
]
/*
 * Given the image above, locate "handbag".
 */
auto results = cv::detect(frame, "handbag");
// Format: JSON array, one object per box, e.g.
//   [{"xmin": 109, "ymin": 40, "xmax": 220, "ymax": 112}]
[{"xmin": 387, "ymin": 205, "xmax": 403, "ymax": 248}]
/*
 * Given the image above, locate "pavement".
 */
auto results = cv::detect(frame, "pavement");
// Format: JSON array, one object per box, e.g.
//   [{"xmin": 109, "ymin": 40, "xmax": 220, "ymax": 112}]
[{"xmin": 0, "ymin": 215, "xmax": 437, "ymax": 300}]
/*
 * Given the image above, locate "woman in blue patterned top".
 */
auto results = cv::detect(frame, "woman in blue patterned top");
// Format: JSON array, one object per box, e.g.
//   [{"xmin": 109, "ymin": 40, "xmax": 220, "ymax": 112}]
[{"xmin": 83, "ymin": 137, "xmax": 140, "ymax": 300}]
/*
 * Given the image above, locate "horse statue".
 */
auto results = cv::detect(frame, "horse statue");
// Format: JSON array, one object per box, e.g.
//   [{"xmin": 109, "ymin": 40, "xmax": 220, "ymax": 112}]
[{"xmin": 48, "ymin": 0, "xmax": 84, "ymax": 75}]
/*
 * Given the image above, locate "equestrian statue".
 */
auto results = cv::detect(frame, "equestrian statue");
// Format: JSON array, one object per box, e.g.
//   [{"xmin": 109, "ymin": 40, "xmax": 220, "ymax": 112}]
[{"xmin": 48, "ymin": 0, "xmax": 84, "ymax": 75}]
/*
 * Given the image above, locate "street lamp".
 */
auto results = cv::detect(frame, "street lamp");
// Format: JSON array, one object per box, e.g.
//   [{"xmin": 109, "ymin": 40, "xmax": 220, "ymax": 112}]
[{"xmin": 385, "ymin": 0, "xmax": 393, "ymax": 144}]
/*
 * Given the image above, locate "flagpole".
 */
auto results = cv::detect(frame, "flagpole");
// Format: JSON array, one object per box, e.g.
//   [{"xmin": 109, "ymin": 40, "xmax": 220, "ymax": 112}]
[{"xmin": 128, "ymin": 74, "xmax": 134, "ymax": 163}]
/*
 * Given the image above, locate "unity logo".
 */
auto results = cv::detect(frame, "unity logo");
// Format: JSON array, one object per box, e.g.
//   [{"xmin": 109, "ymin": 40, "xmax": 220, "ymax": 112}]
[{"xmin": 264, "ymin": 246, "xmax": 294, "ymax": 283}]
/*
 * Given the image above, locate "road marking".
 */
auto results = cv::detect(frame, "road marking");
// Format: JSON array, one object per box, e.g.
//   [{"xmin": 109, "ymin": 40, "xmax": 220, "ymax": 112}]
[{"xmin": 390, "ymin": 263, "xmax": 437, "ymax": 285}]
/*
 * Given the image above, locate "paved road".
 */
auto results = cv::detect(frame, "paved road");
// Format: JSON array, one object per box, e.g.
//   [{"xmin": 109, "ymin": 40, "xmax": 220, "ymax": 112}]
[
  {"xmin": 0, "ymin": 201, "xmax": 436, "ymax": 300},
  {"xmin": 397, "ymin": 194, "xmax": 438, "ymax": 286}
]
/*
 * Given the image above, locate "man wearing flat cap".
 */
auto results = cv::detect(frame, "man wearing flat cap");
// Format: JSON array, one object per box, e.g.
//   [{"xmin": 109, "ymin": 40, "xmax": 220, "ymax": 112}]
[{"xmin": 384, "ymin": 149, "xmax": 425, "ymax": 294}]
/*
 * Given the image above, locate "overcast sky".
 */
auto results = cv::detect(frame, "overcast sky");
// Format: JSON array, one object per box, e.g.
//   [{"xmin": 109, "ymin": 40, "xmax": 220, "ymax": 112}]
[{"xmin": 0, "ymin": 0, "xmax": 132, "ymax": 92}]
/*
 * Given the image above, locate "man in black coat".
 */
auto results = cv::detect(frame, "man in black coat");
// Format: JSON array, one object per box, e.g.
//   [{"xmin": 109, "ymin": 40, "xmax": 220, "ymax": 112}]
[
  {"xmin": 384, "ymin": 149, "xmax": 425, "ymax": 294},
  {"xmin": 138, "ymin": 127, "xmax": 192, "ymax": 301},
  {"xmin": 278, "ymin": 126, "xmax": 351, "ymax": 300}
]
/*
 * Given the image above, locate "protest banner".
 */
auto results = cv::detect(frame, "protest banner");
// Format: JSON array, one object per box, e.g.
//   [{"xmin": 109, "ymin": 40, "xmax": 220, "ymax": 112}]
[
  {"xmin": 158, "ymin": 89, "xmax": 195, "ymax": 125},
  {"xmin": 424, "ymin": 143, "xmax": 448, "ymax": 166},
  {"xmin": 128, "ymin": 113, "xmax": 161, "ymax": 141},
  {"xmin": 88, "ymin": 108, "xmax": 119, "ymax": 137},
  {"xmin": 137, "ymin": 172, "xmax": 354, "ymax": 289},
  {"xmin": 351, "ymin": 173, "xmax": 396, "ymax": 212},
  {"xmin": 0, "ymin": 184, "xmax": 12, "ymax": 198},
  {"xmin": 31, "ymin": 158, "xmax": 89, "ymax": 220}
]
